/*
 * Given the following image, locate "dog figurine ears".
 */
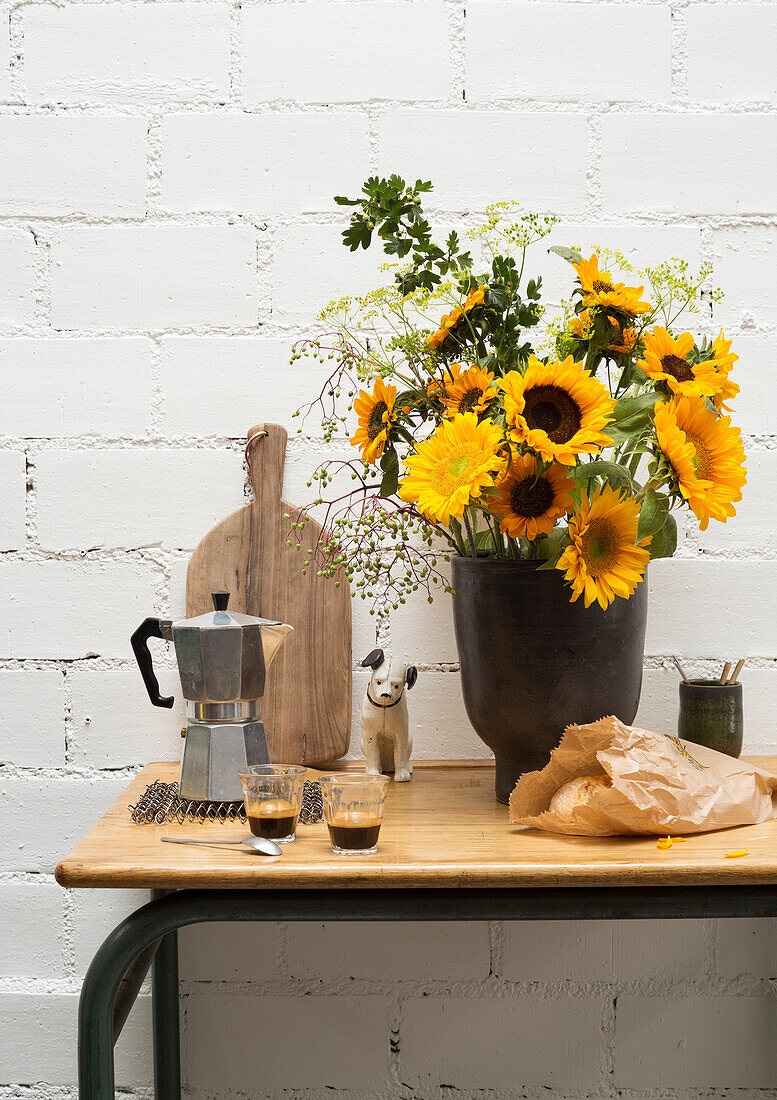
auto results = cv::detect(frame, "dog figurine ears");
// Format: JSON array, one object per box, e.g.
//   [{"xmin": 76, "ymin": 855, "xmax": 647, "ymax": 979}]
[{"xmin": 361, "ymin": 648, "xmax": 418, "ymax": 690}]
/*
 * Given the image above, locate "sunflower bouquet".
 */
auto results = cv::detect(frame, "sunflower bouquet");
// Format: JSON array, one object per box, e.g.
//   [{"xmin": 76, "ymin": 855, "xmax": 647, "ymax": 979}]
[{"xmin": 293, "ymin": 175, "xmax": 746, "ymax": 613}]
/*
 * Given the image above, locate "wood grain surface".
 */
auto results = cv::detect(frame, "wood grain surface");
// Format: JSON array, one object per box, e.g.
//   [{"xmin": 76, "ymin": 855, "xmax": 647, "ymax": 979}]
[
  {"xmin": 186, "ymin": 423, "xmax": 351, "ymax": 765},
  {"xmin": 56, "ymin": 759, "xmax": 777, "ymax": 891}
]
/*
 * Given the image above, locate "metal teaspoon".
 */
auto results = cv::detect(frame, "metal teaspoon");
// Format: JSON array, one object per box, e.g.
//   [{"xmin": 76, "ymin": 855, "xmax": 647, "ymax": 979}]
[{"xmin": 162, "ymin": 836, "xmax": 282, "ymax": 856}]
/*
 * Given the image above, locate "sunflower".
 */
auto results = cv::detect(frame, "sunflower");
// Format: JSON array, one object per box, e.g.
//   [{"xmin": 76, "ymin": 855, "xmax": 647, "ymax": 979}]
[
  {"xmin": 557, "ymin": 485, "xmax": 650, "ymax": 609},
  {"xmin": 500, "ymin": 355, "xmax": 615, "ymax": 466},
  {"xmin": 708, "ymin": 330, "xmax": 740, "ymax": 413},
  {"xmin": 638, "ymin": 327, "xmax": 721, "ymax": 399},
  {"xmin": 350, "ymin": 377, "xmax": 397, "ymax": 464},
  {"xmin": 426, "ymin": 284, "xmax": 487, "ymax": 351},
  {"xmin": 399, "ymin": 412, "xmax": 506, "ymax": 525},
  {"xmin": 654, "ymin": 396, "xmax": 746, "ymax": 531},
  {"xmin": 568, "ymin": 309, "xmax": 637, "ymax": 355},
  {"xmin": 574, "ymin": 254, "xmax": 651, "ymax": 316},
  {"xmin": 464, "ymin": 284, "xmax": 486, "ymax": 311},
  {"xmin": 426, "ymin": 307, "xmax": 463, "ymax": 352},
  {"xmin": 442, "ymin": 363, "xmax": 498, "ymax": 419},
  {"xmin": 488, "ymin": 454, "xmax": 574, "ymax": 540}
]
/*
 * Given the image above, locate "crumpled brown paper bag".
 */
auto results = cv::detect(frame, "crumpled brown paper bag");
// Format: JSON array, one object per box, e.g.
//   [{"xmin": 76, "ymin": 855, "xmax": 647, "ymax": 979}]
[{"xmin": 509, "ymin": 716, "xmax": 777, "ymax": 836}]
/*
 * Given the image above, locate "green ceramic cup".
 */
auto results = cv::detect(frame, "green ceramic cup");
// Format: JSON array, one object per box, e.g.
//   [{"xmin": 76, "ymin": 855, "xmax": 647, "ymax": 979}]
[{"xmin": 678, "ymin": 678, "xmax": 743, "ymax": 758}]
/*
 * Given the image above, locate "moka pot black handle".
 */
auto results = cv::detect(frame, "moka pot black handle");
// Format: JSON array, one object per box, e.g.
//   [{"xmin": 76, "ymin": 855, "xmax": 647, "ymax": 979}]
[{"xmin": 131, "ymin": 617, "xmax": 175, "ymax": 709}]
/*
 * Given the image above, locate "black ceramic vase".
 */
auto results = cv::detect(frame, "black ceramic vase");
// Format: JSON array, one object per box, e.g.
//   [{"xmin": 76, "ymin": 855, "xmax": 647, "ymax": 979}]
[{"xmin": 451, "ymin": 557, "xmax": 649, "ymax": 803}]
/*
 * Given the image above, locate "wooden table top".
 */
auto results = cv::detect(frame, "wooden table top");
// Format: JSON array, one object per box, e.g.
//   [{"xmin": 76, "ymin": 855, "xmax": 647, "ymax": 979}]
[{"xmin": 55, "ymin": 759, "xmax": 777, "ymax": 891}]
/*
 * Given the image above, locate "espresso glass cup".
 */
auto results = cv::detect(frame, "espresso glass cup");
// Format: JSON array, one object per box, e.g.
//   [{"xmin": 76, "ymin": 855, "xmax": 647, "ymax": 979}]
[
  {"xmin": 238, "ymin": 765, "xmax": 306, "ymax": 843},
  {"xmin": 319, "ymin": 773, "xmax": 390, "ymax": 855}
]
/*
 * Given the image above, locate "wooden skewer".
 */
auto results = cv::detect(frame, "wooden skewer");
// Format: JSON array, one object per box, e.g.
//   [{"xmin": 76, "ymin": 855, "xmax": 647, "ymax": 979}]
[
  {"xmin": 719, "ymin": 662, "xmax": 731, "ymax": 685},
  {"xmin": 672, "ymin": 655, "xmax": 689, "ymax": 683},
  {"xmin": 727, "ymin": 658, "xmax": 745, "ymax": 685}
]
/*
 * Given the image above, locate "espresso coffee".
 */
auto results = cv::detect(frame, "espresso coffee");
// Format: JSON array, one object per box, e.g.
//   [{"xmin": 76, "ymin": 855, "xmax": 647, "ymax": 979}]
[
  {"xmin": 248, "ymin": 798, "xmax": 297, "ymax": 840},
  {"xmin": 328, "ymin": 810, "xmax": 382, "ymax": 851}
]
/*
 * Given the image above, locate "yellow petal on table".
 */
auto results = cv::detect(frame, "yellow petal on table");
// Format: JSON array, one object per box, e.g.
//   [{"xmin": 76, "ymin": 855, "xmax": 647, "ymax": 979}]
[
  {"xmin": 725, "ymin": 848, "xmax": 751, "ymax": 858},
  {"xmin": 657, "ymin": 836, "xmax": 687, "ymax": 849}
]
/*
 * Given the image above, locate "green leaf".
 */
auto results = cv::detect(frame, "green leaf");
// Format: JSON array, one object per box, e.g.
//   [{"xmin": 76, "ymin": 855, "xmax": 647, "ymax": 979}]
[
  {"xmin": 608, "ymin": 391, "xmax": 661, "ymax": 444},
  {"xmin": 536, "ymin": 527, "xmax": 568, "ymax": 569},
  {"xmin": 618, "ymin": 360, "xmax": 648, "ymax": 388},
  {"xmin": 549, "ymin": 245, "xmax": 583, "ymax": 266},
  {"xmin": 638, "ymin": 488, "xmax": 669, "ymax": 541},
  {"xmin": 526, "ymin": 276, "xmax": 542, "ymax": 301},
  {"xmin": 379, "ymin": 447, "xmax": 399, "ymax": 497},
  {"xmin": 573, "ymin": 460, "xmax": 633, "ymax": 492},
  {"xmin": 648, "ymin": 513, "xmax": 677, "ymax": 559},
  {"xmin": 474, "ymin": 528, "xmax": 498, "ymax": 552}
]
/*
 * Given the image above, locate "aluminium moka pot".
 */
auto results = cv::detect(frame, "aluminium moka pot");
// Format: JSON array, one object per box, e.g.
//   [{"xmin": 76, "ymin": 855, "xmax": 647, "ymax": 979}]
[{"xmin": 131, "ymin": 591, "xmax": 293, "ymax": 801}]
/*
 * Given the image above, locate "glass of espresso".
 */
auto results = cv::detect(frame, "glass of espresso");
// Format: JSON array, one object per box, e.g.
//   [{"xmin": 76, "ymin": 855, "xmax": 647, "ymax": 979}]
[
  {"xmin": 238, "ymin": 765, "xmax": 306, "ymax": 844},
  {"xmin": 319, "ymin": 774, "xmax": 390, "ymax": 855}
]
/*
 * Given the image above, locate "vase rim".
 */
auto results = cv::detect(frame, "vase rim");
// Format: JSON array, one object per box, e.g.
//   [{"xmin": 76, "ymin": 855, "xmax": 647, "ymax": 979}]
[{"xmin": 452, "ymin": 556, "xmax": 546, "ymax": 569}]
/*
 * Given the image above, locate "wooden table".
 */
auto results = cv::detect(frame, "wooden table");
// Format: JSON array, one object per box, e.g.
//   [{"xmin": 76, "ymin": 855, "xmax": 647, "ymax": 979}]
[{"xmin": 57, "ymin": 759, "xmax": 777, "ymax": 1099}]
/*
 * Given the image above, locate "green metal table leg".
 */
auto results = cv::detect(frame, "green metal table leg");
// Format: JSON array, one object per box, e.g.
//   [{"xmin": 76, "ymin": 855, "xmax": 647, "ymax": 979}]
[
  {"xmin": 113, "ymin": 939, "xmax": 159, "ymax": 1042},
  {"xmin": 77, "ymin": 884, "xmax": 777, "ymax": 1099},
  {"xmin": 151, "ymin": 889, "xmax": 181, "ymax": 1100}
]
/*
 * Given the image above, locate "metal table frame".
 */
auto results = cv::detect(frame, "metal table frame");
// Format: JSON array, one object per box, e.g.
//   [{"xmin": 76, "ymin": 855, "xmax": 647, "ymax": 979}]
[{"xmin": 78, "ymin": 884, "xmax": 777, "ymax": 1099}]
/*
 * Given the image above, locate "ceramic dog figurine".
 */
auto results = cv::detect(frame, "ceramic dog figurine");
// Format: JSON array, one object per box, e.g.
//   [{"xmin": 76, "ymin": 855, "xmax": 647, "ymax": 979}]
[{"xmin": 359, "ymin": 648, "xmax": 418, "ymax": 781}]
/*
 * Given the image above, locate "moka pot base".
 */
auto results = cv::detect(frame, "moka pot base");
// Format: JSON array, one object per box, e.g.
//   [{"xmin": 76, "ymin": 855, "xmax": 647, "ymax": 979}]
[{"xmin": 179, "ymin": 712, "xmax": 270, "ymax": 803}]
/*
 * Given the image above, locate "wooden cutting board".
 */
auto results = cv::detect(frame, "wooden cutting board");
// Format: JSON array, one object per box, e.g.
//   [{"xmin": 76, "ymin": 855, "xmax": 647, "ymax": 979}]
[{"xmin": 186, "ymin": 423, "xmax": 351, "ymax": 764}]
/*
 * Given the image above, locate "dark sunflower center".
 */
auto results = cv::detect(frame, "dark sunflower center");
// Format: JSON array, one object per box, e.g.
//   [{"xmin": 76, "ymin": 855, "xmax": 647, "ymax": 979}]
[
  {"xmin": 367, "ymin": 401, "xmax": 388, "ymax": 439},
  {"xmin": 457, "ymin": 387, "xmax": 484, "ymax": 413},
  {"xmin": 510, "ymin": 475, "xmax": 555, "ymax": 518},
  {"xmin": 523, "ymin": 385, "xmax": 582, "ymax": 443},
  {"xmin": 661, "ymin": 354, "xmax": 694, "ymax": 383},
  {"xmin": 592, "ymin": 278, "xmax": 615, "ymax": 294}
]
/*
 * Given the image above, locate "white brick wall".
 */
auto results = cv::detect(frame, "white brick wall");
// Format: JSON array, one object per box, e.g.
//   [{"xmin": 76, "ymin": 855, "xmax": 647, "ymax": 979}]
[
  {"xmin": 0, "ymin": 115, "xmax": 147, "ymax": 216},
  {"xmin": 0, "ymin": 450, "xmax": 25, "ymax": 549},
  {"xmin": 687, "ymin": 5, "xmax": 777, "ymax": 103},
  {"xmin": 0, "ymin": 338, "xmax": 153, "ymax": 437},
  {"xmin": 1, "ymin": 669, "xmax": 64, "ymax": 766},
  {"xmin": 378, "ymin": 109, "xmax": 589, "ymax": 210},
  {"xmin": 0, "ymin": 227, "xmax": 38, "ymax": 323},
  {"xmin": 600, "ymin": 114, "xmax": 777, "ymax": 215},
  {"xmin": 160, "ymin": 113, "xmax": 371, "ymax": 213},
  {"xmin": 51, "ymin": 226, "xmax": 259, "ymax": 329},
  {"xmin": 615, "ymin": 995, "xmax": 777, "ymax": 1088},
  {"xmin": 35, "ymin": 447, "xmax": 243, "ymax": 550},
  {"xmin": 466, "ymin": 3, "xmax": 672, "ymax": 104},
  {"xmin": 2, "ymin": 0, "xmax": 777, "ymax": 1096},
  {"xmin": 159, "ymin": 336, "xmax": 342, "ymax": 436},
  {"xmin": 0, "ymin": 25, "xmax": 10, "ymax": 102},
  {"xmin": 22, "ymin": 3, "xmax": 231, "ymax": 106},
  {"xmin": 401, "ymin": 995, "xmax": 603, "ymax": 1089},
  {"xmin": 242, "ymin": 1, "xmax": 452, "ymax": 104},
  {"xmin": 184, "ymin": 994, "xmax": 392, "ymax": 1090}
]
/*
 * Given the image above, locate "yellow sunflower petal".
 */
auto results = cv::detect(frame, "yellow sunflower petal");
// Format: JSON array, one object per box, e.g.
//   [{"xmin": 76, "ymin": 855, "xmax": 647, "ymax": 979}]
[
  {"xmin": 350, "ymin": 377, "xmax": 398, "ymax": 464},
  {"xmin": 638, "ymin": 327, "xmax": 721, "ymax": 399},
  {"xmin": 500, "ymin": 355, "xmax": 615, "ymax": 466},
  {"xmin": 442, "ymin": 364, "xmax": 498, "ymax": 420},
  {"xmin": 488, "ymin": 454, "xmax": 574, "ymax": 540},
  {"xmin": 574, "ymin": 254, "xmax": 651, "ymax": 316},
  {"xmin": 399, "ymin": 413, "xmax": 506, "ymax": 526},
  {"xmin": 556, "ymin": 484, "xmax": 649, "ymax": 609},
  {"xmin": 654, "ymin": 396, "xmax": 747, "ymax": 531}
]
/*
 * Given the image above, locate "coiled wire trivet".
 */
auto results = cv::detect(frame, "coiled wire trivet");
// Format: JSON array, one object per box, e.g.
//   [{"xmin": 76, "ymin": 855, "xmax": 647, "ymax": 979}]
[{"xmin": 129, "ymin": 779, "xmax": 324, "ymax": 825}]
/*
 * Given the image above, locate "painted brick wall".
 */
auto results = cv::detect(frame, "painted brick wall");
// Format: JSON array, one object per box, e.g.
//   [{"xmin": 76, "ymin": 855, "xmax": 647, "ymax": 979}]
[{"xmin": 1, "ymin": 0, "xmax": 776, "ymax": 1096}]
